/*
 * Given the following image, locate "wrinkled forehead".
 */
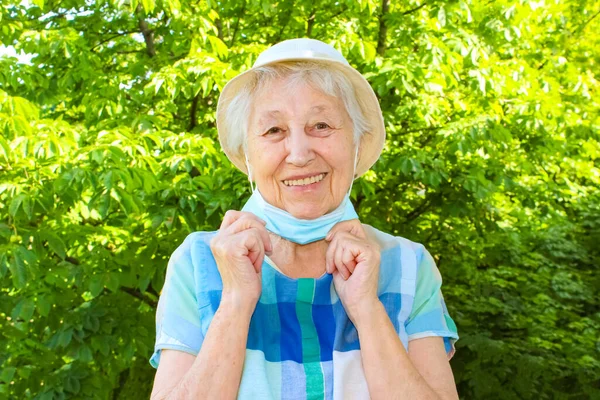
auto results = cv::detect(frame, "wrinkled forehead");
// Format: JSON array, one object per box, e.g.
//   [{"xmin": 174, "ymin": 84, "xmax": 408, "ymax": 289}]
[{"xmin": 250, "ymin": 77, "xmax": 345, "ymax": 121}]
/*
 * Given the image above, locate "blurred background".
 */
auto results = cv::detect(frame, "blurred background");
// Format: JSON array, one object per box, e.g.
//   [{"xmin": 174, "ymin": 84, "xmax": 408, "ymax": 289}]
[{"xmin": 0, "ymin": 0, "xmax": 599, "ymax": 399}]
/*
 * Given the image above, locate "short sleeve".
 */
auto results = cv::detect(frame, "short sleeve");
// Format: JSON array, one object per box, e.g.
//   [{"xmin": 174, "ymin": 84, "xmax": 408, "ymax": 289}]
[
  {"xmin": 149, "ymin": 233, "xmax": 204, "ymax": 369},
  {"xmin": 405, "ymin": 246, "xmax": 459, "ymax": 360}
]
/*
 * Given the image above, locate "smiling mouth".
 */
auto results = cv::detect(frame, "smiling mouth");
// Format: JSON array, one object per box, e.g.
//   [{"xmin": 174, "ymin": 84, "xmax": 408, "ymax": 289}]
[{"xmin": 283, "ymin": 173, "xmax": 327, "ymax": 187}]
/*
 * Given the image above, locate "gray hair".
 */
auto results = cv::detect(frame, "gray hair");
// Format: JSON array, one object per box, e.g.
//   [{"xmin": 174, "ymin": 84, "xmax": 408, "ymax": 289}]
[{"xmin": 224, "ymin": 61, "xmax": 370, "ymax": 156}]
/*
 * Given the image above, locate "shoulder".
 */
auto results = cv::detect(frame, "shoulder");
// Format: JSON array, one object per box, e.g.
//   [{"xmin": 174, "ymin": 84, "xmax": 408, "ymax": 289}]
[
  {"xmin": 362, "ymin": 223, "xmax": 427, "ymax": 264},
  {"xmin": 164, "ymin": 231, "xmax": 219, "ymax": 283},
  {"xmin": 361, "ymin": 223, "xmax": 432, "ymax": 293},
  {"xmin": 169, "ymin": 231, "xmax": 217, "ymax": 262},
  {"xmin": 176, "ymin": 230, "xmax": 217, "ymax": 250}
]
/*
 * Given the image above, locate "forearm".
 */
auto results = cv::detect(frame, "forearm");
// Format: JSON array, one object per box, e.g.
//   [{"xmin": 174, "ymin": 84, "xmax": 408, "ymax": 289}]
[
  {"xmin": 165, "ymin": 295, "xmax": 254, "ymax": 400},
  {"xmin": 355, "ymin": 300, "xmax": 440, "ymax": 400}
]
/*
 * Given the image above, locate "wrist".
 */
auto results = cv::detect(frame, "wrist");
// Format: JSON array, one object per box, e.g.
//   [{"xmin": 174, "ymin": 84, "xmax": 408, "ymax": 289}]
[
  {"xmin": 351, "ymin": 297, "xmax": 385, "ymax": 329},
  {"xmin": 219, "ymin": 291, "xmax": 258, "ymax": 318}
]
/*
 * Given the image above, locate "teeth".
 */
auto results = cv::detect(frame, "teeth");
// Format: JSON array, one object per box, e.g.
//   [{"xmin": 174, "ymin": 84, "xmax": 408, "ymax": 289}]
[{"xmin": 284, "ymin": 173, "xmax": 325, "ymax": 187}]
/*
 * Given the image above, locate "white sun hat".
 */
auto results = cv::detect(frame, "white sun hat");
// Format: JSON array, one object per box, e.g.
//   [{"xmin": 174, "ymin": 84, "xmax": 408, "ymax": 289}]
[{"xmin": 216, "ymin": 38, "xmax": 386, "ymax": 178}]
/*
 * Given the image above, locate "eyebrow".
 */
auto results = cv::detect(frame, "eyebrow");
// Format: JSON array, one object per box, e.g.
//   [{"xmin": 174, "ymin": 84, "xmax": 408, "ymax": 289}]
[{"xmin": 258, "ymin": 105, "xmax": 332, "ymax": 118}]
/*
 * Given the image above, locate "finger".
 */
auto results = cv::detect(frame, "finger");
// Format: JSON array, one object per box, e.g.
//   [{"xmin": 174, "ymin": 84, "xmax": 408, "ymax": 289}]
[
  {"xmin": 226, "ymin": 217, "xmax": 272, "ymax": 253},
  {"xmin": 341, "ymin": 244, "xmax": 358, "ymax": 274},
  {"xmin": 326, "ymin": 233, "xmax": 349, "ymax": 274},
  {"xmin": 326, "ymin": 219, "xmax": 365, "ymax": 241},
  {"xmin": 331, "ymin": 269, "xmax": 344, "ymax": 287},
  {"xmin": 239, "ymin": 228, "xmax": 265, "ymax": 273},
  {"xmin": 221, "ymin": 210, "xmax": 266, "ymax": 230},
  {"xmin": 325, "ymin": 237, "xmax": 337, "ymax": 274},
  {"xmin": 334, "ymin": 242, "xmax": 350, "ymax": 280}
]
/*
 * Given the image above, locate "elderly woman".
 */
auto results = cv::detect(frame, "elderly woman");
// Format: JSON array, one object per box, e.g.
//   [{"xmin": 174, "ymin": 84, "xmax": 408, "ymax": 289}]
[{"xmin": 149, "ymin": 38, "xmax": 459, "ymax": 400}]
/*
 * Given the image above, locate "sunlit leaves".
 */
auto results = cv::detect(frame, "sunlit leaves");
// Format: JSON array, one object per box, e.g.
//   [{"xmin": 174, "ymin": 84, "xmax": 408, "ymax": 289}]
[{"xmin": 0, "ymin": 0, "xmax": 598, "ymax": 399}]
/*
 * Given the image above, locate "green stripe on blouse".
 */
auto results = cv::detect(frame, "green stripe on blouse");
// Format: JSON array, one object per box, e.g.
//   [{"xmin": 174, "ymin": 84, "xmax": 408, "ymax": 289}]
[{"xmin": 296, "ymin": 278, "xmax": 325, "ymax": 398}]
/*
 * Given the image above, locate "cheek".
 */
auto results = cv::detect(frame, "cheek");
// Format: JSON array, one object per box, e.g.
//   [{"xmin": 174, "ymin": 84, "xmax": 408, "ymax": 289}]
[
  {"xmin": 323, "ymin": 142, "xmax": 355, "ymax": 171},
  {"xmin": 253, "ymin": 145, "xmax": 284, "ymax": 178}
]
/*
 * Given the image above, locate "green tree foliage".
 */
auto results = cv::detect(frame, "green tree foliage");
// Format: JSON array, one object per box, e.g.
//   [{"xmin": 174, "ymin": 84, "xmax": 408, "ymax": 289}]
[{"xmin": 1, "ymin": 0, "xmax": 599, "ymax": 398}]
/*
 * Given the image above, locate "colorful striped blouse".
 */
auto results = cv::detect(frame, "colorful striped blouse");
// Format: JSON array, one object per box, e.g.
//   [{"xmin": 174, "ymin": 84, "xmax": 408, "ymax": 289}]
[{"xmin": 149, "ymin": 225, "xmax": 459, "ymax": 399}]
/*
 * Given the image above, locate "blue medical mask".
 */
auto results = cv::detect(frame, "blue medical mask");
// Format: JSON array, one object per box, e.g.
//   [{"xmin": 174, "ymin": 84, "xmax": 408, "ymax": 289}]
[{"xmin": 241, "ymin": 148, "xmax": 359, "ymax": 245}]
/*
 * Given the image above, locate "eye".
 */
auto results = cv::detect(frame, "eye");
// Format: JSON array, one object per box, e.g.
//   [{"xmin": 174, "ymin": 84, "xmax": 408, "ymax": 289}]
[
  {"xmin": 315, "ymin": 122, "xmax": 331, "ymax": 130},
  {"xmin": 265, "ymin": 127, "xmax": 283, "ymax": 135}
]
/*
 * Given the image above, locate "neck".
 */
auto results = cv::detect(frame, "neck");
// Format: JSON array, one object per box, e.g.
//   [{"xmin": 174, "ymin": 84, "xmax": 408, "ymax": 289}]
[{"xmin": 268, "ymin": 232, "xmax": 328, "ymax": 278}]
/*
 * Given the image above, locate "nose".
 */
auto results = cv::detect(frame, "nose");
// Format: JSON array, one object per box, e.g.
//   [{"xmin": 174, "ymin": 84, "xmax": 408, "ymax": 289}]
[{"xmin": 285, "ymin": 126, "xmax": 315, "ymax": 167}]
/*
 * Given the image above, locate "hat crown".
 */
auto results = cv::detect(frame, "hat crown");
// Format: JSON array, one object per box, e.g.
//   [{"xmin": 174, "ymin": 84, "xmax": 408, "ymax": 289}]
[{"xmin": 254, "ymin": 38, "xmax": 349, "ymax": 68}]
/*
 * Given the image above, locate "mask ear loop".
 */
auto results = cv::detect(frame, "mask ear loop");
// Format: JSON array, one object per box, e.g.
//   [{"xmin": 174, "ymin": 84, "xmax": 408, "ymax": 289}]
[
  {"xmin": 347, "ymin": 146, "xmax": 359, "ymax": 197},
  {"xmin": 244, "ymin": 152, "xmax": 256, "ymax": 193}
]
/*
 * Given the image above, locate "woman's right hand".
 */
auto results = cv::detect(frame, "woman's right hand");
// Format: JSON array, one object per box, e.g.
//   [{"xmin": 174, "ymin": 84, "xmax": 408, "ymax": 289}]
[{"xmin": 209, "ymin": 210, "xmax": 272, "ymax": 311}]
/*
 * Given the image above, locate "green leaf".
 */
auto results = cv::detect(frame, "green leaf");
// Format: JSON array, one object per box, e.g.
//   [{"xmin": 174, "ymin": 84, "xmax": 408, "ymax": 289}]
[
  {"xmin": 58, "ymin": 328, "xmax": 73, "ymax": 347},
  {"xmin": 89, "ymin": 275, "xmax": 104, "ymax": 297},
  {"xmin": 84, "ymin": 314, "xmax": 100, "ymax": 332},
  {"xmin": 64, "ymin": 376, "xmax": 81, "ymax": 393},
  {"xmin": 41, "ymin": 231, "xmax": 67, "ymax": 259},
  {"xmin": 140, "ymin": 0, "xmax": 155, "ymax": 13},
  {"xmin": 167, "ymin": 0, "xmax": 181, "ymax": 15},
  {"xmin": 9, "ymin": 252, "xmax": 27, "ymax": 289},
  {"xmin": 106, "ymin": 272, "xmax": 120, "ymax": 292},
  {"xmin": 0, "ymin": 135, "xmax": 10, "ymax": 161},
  {"xmin": 37, "ymin": 294, "xmax": 52, "ymax": 317},
  {"xmin": 20, "ymin": 298, "xmax": 35, "ymax": 320},
  {"xmin": 77, "ymin": 345, "xmax": 93, "ymax": 363},
  {"xmin": 0, "ymin": 367, "xmax": 16, "ymax": 383},
  {"xmin": 8, "ymin": 193, "xmax": 26, "ymax": 217},
  {"xmin": 91, "ymin": 336, "xmax": 110, "ymax": 356},
  {"xmin": 208, "ymin": 36, "xmax": 229, "ymax": 58},
  {"xmin": 11, "ymin": 96, "xmax": 40, "ymax": 120},
  {"xmin": 438, "ymin": 6, "xmax": 447, "ymax": 27}
]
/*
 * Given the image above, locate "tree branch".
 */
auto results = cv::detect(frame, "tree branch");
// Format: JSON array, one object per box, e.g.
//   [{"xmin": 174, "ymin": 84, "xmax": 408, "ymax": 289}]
[
  {"xmin": 275, "ymin": 1, "xmax": 294, "ymax": 42},
  {"xmin": 120, "ymin": 286, "xmax": 158, "ymax": 307},
  {"xmin": 307, "ymin": 7, "xmax": 346, "ymax": 38},
  {"xmin": 329, "ymin": 7, "xmax": 348, "ymax": 21},
  {"xmin": 229, "ymin": 0, "xmax": 247, "ymax": 47},
  {"xmin": 189, "ymin": 94, "xmax": 199, "ymax": 131},
  {"xmin": 402, "ymin": 2, "xmax": 428, "ymax": 16},
  {"xmin": 111, "ymin": 369, "xmax": 130, "ymax": 400},
  {"xmin": 91, "ymin": 31, "xmax": 137, "ymax": 51},
  {"xmin": 571, "ymin": 8, "xmax": 600, "ymax": 35},
  {"xmin": 376, "ymin": 0, "xmax": 389, "ymax": 56},
  {"xmin": 216, "ymin": 18, "xmax": 224, "ymax": 40},
  {"xmin": 115, "ymin": 49, "xmax": 143, "ymax": 55},
  {"xmin": 306, "ymin": 8, "xmax": 316, "ymax": 37},
  {"xmin": 64, "ymin": 254, "xmax": 158, "ymax": 307},
  {"xmin": 404, "ymin": 193, "xmax": 441, "ymax": 222},
  {"xmin": 136, "ymin": 4, "xmax": 156, "ymax": 57}
]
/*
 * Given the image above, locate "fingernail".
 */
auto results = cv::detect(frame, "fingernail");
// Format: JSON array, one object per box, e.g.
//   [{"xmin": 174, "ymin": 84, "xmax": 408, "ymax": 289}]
[{"xmin": 326, "ymin": 232, "xmax": 332, "ymax": 241}]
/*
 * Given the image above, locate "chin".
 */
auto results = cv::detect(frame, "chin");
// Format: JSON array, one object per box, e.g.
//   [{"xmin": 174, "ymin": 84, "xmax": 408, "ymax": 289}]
[{"xmin": 286, "ymin": 203, "xmax": 329, "ymax": 220}]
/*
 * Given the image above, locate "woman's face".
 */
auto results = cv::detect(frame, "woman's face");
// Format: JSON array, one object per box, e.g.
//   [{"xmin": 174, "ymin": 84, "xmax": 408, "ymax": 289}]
[{"xmin": 246, "ymin": 77, "xmax": 356, "ymax": 219}]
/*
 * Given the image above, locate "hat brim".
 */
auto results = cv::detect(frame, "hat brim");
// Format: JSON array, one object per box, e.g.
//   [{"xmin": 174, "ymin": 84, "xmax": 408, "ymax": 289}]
[{"xmin": 216, "ymin": 57, "xmax": 385, "ymax": 179}]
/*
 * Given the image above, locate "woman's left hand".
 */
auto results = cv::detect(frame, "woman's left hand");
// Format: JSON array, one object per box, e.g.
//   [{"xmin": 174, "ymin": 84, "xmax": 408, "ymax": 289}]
[{"xmin": 325, "ymin": 220, "xmax": 381, "ymax": 325}]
